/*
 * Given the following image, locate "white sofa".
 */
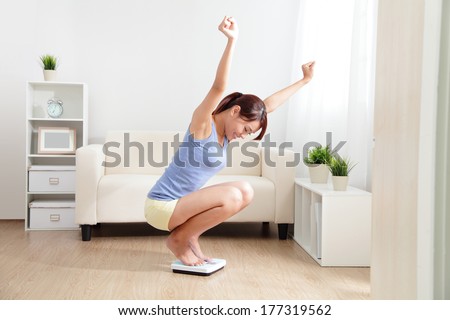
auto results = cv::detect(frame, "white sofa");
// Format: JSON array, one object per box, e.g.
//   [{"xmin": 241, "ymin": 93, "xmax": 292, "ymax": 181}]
[{"xmin": 75, "ymin": 131, "xmax": 295, "ymax": 241}]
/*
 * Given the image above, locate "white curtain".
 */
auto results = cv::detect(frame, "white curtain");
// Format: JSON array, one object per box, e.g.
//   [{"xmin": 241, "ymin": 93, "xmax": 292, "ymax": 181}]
[{"xmin": 286, "ymin": 0, "xmax": 378, "ymax": 190}]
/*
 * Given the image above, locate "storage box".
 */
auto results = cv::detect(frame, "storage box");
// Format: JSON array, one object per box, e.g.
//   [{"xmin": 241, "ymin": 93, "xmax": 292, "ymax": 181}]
[
  {"xmin": 29, "ymin": 200, "xmax": 78, "ymax": 229},
  {"xmin": 28, "ymin": 165, "xmax": 75, "ymax": 192}
]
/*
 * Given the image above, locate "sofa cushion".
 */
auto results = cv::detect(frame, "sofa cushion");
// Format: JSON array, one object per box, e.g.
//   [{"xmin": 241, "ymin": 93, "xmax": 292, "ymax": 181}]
[
  {"xmin": 97, "ymin": 174, "xmax": 159, "ymax": 222},
  {"xmin": 96, "ymin": 174, "xmax": 275, "ymax": 223}
]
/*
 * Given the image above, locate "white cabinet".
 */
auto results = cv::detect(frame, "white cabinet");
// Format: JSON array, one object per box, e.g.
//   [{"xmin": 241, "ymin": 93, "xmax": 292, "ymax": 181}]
[
  {"xmin": 25, "ymin": 82, "xmax": 88, "ymax": 230},
  {"xmin": 293, "ymin": 178, "xmax": 372, "ymax": 267}
]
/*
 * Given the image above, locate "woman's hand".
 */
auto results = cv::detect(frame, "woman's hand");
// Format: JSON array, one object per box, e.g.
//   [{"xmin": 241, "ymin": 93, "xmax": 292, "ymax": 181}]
[
  {"xmin": 301, "ymin": 61, "xmax": 315, "ymax": 82},
  {"xmin": 218, "ymin": 16, "xmax": 238, "ymax": 41}
]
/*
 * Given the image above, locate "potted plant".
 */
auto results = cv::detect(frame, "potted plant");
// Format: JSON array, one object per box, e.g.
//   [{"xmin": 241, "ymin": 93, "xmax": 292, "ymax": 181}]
[
  {"xmin": 40, "ymin": 54, "xmax": 58, "ymax": 81},
  {"xmin": 304, "ymin": 145, "xmax": 332, "ymax": 183},
  {"xmin": 328, "ymin": 156, "xmax": 356, "ymax": 191}
]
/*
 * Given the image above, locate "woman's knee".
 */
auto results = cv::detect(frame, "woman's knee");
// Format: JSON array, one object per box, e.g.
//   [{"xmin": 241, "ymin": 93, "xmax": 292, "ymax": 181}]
[
  {"xmin": 222, "ymin": 187, "xmax": 245, "ymax": 212},
  {"xmin": 236, "ymin": 181, "xmax": 254, "ymax": 205},
  {"xmin": 224, "ymin": 182, "xmax": 254, "ymax": 210}
]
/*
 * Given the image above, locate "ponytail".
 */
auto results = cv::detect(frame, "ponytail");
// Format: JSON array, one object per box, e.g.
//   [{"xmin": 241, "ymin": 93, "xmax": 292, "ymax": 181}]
[
  {"xmin": 213, "ymin": 92, "xmax": 268, "ymax": 141},
  {"xmin": 212, "ymin": 92, "xmax": 243, "ymax": 115}
]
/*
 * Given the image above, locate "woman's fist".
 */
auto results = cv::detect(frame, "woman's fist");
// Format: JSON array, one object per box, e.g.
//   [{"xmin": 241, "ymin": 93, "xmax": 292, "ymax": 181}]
[{"xmin": 218, "ymin": 16, "xmax": 238, "ymax": 40}]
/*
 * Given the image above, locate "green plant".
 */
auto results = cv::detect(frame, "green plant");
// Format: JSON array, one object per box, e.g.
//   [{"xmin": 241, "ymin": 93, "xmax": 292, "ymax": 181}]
[
  {"xmin": 328, "ymin": 156, "xmax": 356, "ymax": 176},
  {"xmin": 39, "ymin": 54, "xmax": 58, "ymax": 70},
  {"xmin": 303, "ymin": 145, "xmax": 332, "ymax": 166}
]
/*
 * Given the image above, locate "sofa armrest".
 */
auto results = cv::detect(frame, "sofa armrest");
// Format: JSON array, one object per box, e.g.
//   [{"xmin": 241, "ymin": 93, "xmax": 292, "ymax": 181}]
[
  {"xmin": 261, "ymin": 147, "xmax": 295, "ymax": 224},
  {"xmin": 75, "ymin": 144, "xmax": 105, "ymax": 225}
]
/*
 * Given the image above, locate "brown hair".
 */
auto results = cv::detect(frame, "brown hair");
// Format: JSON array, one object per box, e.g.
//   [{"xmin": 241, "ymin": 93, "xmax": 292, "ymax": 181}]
[{"xmin": 212, "ymin": 92, "xmax": 267, "ymax": 140}]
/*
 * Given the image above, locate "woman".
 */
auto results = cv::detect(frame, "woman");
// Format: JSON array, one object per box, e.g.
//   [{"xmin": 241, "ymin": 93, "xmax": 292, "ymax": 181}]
[{"xmin": 145, "ymin": 16, "xmax": 315, "ymax": 266}]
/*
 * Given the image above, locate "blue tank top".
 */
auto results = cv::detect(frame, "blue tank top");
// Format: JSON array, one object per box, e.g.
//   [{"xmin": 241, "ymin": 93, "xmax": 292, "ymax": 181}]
[{"xmin": 148, "ymin": 121, "xmax": 228, "ymax": 200}]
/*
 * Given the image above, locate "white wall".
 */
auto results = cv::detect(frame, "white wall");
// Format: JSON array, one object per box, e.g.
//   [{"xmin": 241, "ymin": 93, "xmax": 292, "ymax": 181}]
[{"xmin": 0, "ymin": 0, "xmax": 300, "ymax": 219}]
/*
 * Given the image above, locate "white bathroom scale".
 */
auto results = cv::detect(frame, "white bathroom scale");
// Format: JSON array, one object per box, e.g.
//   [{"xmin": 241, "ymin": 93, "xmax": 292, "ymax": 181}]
[{"xmin": 171, "ymin": 258, "xmax": 226, "ymax": 276}]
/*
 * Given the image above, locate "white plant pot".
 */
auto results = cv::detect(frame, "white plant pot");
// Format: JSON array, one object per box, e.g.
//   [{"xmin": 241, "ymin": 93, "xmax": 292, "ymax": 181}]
[
  {"xmin": 332, "ymin": 176, "xmax": 349, "ymax": 191},
  {"xmin": 43, "ymin": 70, "xmax": 57, "ymax": 81},
  {"xmin": 308, "ymin": 164, "xmax": 329, "ymax": 183}
]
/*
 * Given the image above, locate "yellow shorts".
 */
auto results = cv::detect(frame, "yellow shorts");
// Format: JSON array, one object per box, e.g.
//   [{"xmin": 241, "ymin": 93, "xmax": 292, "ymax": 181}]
[{"xmin": 144, "ymin": 198, "xmax": 178, "ymax": 231}]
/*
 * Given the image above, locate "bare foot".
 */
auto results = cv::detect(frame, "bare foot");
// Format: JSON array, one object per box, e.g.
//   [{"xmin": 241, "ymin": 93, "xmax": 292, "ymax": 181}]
[
  {"xmin": 189, "ymin": 238, "xmax": 213, "ymax": 263},
  {"xmin": 166, "ymin": 233, "xmax": 204, "ymax": 266}
]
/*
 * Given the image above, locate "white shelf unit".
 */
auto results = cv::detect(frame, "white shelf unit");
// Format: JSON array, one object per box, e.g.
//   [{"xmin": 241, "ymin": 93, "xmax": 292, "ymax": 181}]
[
  {"xmin": 25, "ymin": 81, "xmax": 88, "ymax": 230},
  {"xmin": 293, "ymin": 178, "xmax": 372, "ymax": 267}
]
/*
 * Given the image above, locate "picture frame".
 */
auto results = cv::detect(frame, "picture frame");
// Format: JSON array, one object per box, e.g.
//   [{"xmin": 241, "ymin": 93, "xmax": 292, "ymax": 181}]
[{"xmin": 37, "ymin": 127, "xmax": 76, "ymax": 154}]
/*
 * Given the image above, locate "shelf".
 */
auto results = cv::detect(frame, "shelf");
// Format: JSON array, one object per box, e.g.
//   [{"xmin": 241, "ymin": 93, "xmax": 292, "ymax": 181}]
[
  {"xmin": 294, "ymin": 178, "xmax": 371, "ymax": 196},
  {"xmin": 26, "ymin": 193, "xmax": 75, "ymax": 200},
  {"xmin": 293, "ymin": 179, "xmax": 372, "ymax": 267},
  {"xmin": 28, "ymin": 165, "xmax": 75, "ymax": 171},
  {"xmin": 28, "ymin": 118, "xmax": 84, "ymax": 122},
  {"xmin": 27, "ymin": 191, "xmax": 75, "ymax": 195},
  {"xmin": 28, "ymin": 81, "xmax": 86, "ymax": 86},
  {"xmin": 28, "ymin": 154, "xmax": 76, "ymax": 158},
  {"xmin": 26, "ymin": 81, "xmax": 87, "ymax": 231},
  {"xmin": 25, "ymin": 227, "xmax": 80, "ymax": 231}
]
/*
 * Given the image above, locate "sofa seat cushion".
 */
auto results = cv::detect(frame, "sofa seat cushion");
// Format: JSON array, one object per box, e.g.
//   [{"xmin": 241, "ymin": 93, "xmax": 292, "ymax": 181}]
[
  {"xmin": 97, "ymin": 174, "xmax": 158, "ymax": 223},
  {"xmin": 96, "ymin": 174, "xmax": 275, "ymax": 223}
]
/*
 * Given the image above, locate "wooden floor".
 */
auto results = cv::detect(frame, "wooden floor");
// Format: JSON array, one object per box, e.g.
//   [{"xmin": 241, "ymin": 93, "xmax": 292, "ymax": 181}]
[{"xmin": 0, "ymin": 220, "xmax": 370, "ymax": 300}]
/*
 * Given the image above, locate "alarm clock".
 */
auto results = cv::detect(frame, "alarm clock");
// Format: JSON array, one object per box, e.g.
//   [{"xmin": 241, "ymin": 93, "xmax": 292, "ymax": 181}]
[{"xmin": 47, "ymin": 98, "xmax": 63, "ymax": 118}]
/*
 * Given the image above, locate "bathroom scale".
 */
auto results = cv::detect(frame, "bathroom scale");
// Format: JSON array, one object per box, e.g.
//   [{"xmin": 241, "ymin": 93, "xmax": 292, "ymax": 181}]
[{"xmin": 171, "ymin": 258, "xmax": 226, "ymax": 276}]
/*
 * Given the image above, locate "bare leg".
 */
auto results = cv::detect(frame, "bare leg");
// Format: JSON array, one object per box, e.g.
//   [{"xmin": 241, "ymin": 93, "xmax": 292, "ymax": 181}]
[
  {"xmin": 166, "ymin": 181, "xmax": 254, "ymax": 265},
  {"xmin": 185, "ymin": 181, "xmax": 253, "ymax": 262}
]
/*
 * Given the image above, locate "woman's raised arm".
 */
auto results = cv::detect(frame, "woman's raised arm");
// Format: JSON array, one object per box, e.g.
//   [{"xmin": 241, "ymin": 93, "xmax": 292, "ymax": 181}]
[
  {"xmin": 191, "ymin": 16, "xmax": 238, "ymax": 135},
  {"xmin": 263, "ymin": 61, "xmax": 315, "ymax": 114}
]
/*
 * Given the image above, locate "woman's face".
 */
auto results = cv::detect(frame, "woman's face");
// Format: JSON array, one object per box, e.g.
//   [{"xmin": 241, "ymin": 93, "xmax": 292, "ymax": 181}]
[{"xmin": 225, "ymin": 105, "xmax": 261, "ymax": 141}]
